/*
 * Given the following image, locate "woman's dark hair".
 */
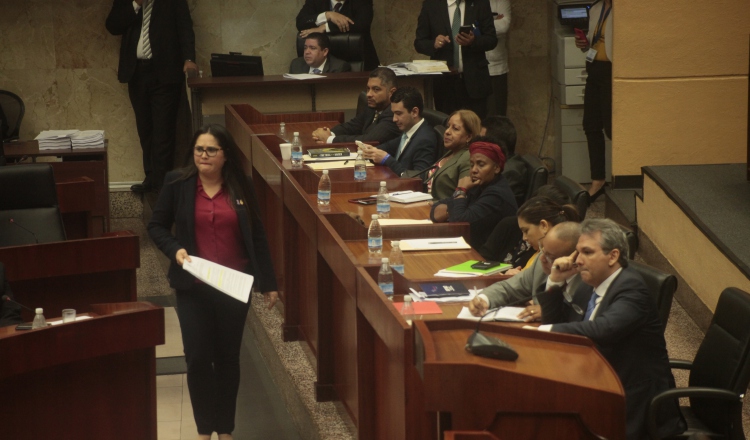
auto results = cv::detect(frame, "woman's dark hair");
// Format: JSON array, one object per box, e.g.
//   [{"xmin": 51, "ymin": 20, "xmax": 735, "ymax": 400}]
[
  {"xmin": 532, "ymin": 184, "xmax": 571, "ymax": 206},
  {"xmin": 517, "ymin": 195, "xmax": 580, "ymax": 226},
  {"xmin": 174, "ymin": 124, "xmax": 257, "ymax": 224}
]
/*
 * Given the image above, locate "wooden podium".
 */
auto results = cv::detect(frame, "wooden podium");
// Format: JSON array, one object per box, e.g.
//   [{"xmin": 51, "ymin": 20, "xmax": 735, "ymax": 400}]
[
  {"xmin": 414, "ymin": 320, "xmax": 627, "ymax": 440},
  {"xmin": 0, "ymin": 302, "xmax": 164, "ymax": 439}
]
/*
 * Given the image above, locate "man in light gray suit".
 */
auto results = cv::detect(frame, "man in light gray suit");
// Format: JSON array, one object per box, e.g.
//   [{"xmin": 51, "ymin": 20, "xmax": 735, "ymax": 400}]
[
  {"xmin": 289, "ymin": 33, "xmax": 351, "ymax": 74},
  {"xmin": 469, "ymin": 221, "xmax": 583, "ymax": 321}
]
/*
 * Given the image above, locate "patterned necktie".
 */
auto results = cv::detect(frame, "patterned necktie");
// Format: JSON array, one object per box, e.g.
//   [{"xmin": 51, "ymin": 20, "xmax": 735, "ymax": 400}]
[
  {"xmin": 372, "ymin": 111, "xmax": 380, "ymax": 124},
  {"xmin": 583, "ymin": 292, "xmax": 599, "ymax": 321},
  {"xmin": 396, "ymin": 133, "xmax": 408, "ymax": 159},
  {"xmin": 333, "ymin": 1, "xmax": 342, "ymax": 12},
  {"xmin": 312, "ymin": 68, "xmax": 321, "ymax": 74},
  {"xmin": 141, "ymin": 0, "xmax": 153, "ymax": 59},
  {"xmin": 451, "ymin": 0, "xmax": 462, "ymax": 68}
]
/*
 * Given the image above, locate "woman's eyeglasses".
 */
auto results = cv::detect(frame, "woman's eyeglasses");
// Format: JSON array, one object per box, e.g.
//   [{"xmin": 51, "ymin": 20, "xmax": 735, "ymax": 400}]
[{"xmin": 194, "ymin": 146, "xmax": 223, "ymax": 157}]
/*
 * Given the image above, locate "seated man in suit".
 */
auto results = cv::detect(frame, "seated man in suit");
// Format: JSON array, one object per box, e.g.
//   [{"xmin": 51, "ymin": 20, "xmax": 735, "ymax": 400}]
[
  {"xmin": 482, "ymin": 115, "xmax": 527, "ymax": 205},
  {"xmin": 469, "ymin": 221, "xmax": 582, "ymax": 321},
  {"xmin": 537, "ymin": 219, "xmax": 684, "ymax": 440},
  {"xmin": 360, "ymin": 86, "xmax": 438, "ymax": 176},
  {"xmin": 0, "ymin": 262, "xmax": 22, "ymax": 327},
  {"xmin": 312, "ymin": 67, "xmax": 401, "ymax": 144},
  {"xmin": 289, "ymin": 33, "xmax": 351, "ymax": 74}
]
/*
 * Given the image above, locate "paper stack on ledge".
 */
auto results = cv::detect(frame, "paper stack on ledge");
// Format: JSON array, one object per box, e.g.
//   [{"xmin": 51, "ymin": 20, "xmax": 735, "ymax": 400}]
[
  {"xmin": 71, "ymin": 130, "xmax": 105, "ymax": 150},
  {"xmin": 35, "ymin": 130, "xmax": 78, "ymax": 151}
]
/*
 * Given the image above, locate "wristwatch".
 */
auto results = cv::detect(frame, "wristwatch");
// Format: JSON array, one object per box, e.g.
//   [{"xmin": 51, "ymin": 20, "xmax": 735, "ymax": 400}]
[{"xmin": 452, "ymin": 187, "xmax": 467, "ymax": 198}]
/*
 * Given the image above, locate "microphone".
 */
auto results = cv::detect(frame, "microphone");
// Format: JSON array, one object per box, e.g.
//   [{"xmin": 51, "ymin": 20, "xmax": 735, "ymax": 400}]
[
  {"xmin": 2, "ymin": 294, "xmax": 33, "ymax": 312},
  {"xmin": 465, "ymin": 294, "xmax": 535, "ymax": 361},
  {"xmin": 9, "ymin": 218, "xmax": 39, "ymax": 243}
]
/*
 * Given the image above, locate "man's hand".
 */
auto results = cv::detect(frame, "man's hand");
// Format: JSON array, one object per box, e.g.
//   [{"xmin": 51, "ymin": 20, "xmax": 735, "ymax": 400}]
[
  {"xmin": 517, "ymin": 303, "xmax": 541, "ymax": 322},
  {"xmin": 504, "ymin": 266, "xmax": 522, "ymax": 276},
  {"xmin": 176, "ymin": 249, "xmax": 191, "ymax": 267},
  {"xmin": 549, "ymin": 250, "xmax": 580, "ymax": 283},
  {"xmin": 312, "ymin": 127, "xmax": 331, "ymax": 142},
  {"xmin": 183, "ymin": 60, "xmax": 198, "ymax": 74},
  {"xmin": 300, "ymin": 24, "xmax": 326, "ymax": 38},
  {"xmin": 457, "ymin": 175, "xmax": 477, "ymax": 190},
  {"xmin": 361, "ymin": 145, "xmax": 387, "ymax": 163},
  {"xmin": 455, "ymin": 30, "xmax": 475, "ymax": 46},
  {"xmin": 469, "ymin": 296, "xmax": 489, "ymax": 317},
  {"xmin": 263, "ymin": 291, "xmax": 279, "ymax": 309},
  {"xmin": 325, "ymin": 11, "xmax": 354, "ymax": 32},
  {"xmin": 434, "ymin": 35, "xmax": 451, "ymax": 50}
]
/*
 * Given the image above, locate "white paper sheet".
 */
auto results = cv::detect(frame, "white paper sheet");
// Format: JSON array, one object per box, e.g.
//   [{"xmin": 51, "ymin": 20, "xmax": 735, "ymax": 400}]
[
  {"xmin": 282, "ymin": 73, "xmax": 326, "ymax": 80},
  {"xmin": 400, "ymin": 237, "xmax": 471, "ymax": 251},
  {"xmin": 457, "ymin": 306, "xmax": 524, "ymax": 322},
  {"xmin": 183, "ymin": 256, "xmax": 255, "ymax": 303}
]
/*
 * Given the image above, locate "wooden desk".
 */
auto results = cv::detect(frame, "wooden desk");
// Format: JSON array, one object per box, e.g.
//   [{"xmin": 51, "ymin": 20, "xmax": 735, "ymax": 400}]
[
  {"xmin": 0, "ymin": 302, "xmax": 164, "ymax": 439},
  {"xmin": 3, "ymin": 140, "xmax": 110, "ymax": 236}
]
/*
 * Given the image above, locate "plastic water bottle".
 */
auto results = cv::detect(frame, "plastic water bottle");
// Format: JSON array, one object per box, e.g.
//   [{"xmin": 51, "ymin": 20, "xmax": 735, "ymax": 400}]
[
  {"xmin": 389, "ymin": 240, "xmax": 404, "ymax": 274},
  {"xmin": 401, "ymin": 295, "xmax": 415, "ymax": 325},
  {"xmin": 291, "ymin": 132, "xmax": 303, "ymax": 167},
  {"xmin": 317, "ymin": 170, "xmax": 331, "ymax": 206},
  {"xmin": 278, "ymin": 122, "xmax": 287, "ymax": 141},
  {"xmin": 32, "ymin": 308, "xmax": 46, "ymax": 329},
  {"xmin": 354, "ymin": 151, "xmax": 366, "ymax": 181},
  {"xmin": 368, "ymin": 214, "xmax": 382, "ymax": 256},
  {"xmin": 376, "ymin": 181, "xmax": 390, "ymax": 219},
  {"xmin": 378, "ymin": 257, "xmax": 394, "ymax": 297}
]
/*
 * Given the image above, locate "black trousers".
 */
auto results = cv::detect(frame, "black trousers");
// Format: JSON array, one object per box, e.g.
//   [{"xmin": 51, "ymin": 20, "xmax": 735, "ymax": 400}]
[
  {"xmin": 127, "ymin": 60, "xmax": 181, "ymax": 189},
  {"xmin": 487, "ymin": 73, "xmax": 508, "ymax": 116},
  {"xmin": 582, "ymin": 60, "xmax": 612, "ymax": 181},
  {"xmin": 176, "ymin": 283, "xmax": 251, "ymax": 435},
  {"xmin": 433, "ymin": 74, "xmax": 488, "ymax": 120}
]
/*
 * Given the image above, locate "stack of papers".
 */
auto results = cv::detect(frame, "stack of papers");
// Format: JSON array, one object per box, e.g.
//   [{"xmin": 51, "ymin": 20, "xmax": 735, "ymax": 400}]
[
  {"xmin": 399, "ymin": 237, "xmax": 471, "ymax": 251},
  {"xmin": 35, "ymin": 130, "xmax": 78, "ymax": 151},
  {"xmin": 71, "ymin": 130, "xmax": 104, "ymax": 150},
  {"xmin": 283, "ymin": 73, "xmax": 325, "ymax": 80},
  {"xmin": 386, "ymin": 62, "xmax": 445, "ymax": 76},
  {"xmin": 438, "ymin": 260, "xmax": 512, "ymax": 276},
  {"xmin": 457, "ymin": 306, "xmax": 525, "ymax": 322},
  {"xmin": 368, "ymin": 190, "xmax": 432, "ymax": 204},
  {"xmin": 406, "ymin": 60, "xmax": 449, "ymax": 73}
]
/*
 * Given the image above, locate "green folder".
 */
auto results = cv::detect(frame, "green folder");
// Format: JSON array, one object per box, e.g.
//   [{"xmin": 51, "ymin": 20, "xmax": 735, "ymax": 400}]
[{"xmin": 442, "ymin": 260, "xmax": 512, "ymax": 276}]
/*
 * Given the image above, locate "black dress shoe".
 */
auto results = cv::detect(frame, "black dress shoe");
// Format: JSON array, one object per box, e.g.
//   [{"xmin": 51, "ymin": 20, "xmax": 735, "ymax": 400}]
[
  {"xmin": 130, "ymin": 182, "xmax": 152, "ymax": 193},
  {"xmin": 589, "ymin": 185, "xmax": 606, "ymax": 202}
]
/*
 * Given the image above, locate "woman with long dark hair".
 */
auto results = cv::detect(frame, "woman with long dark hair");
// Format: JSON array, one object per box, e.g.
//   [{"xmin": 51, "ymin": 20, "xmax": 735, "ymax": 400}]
[{"xmin": 148, "ymin": 124, "xmax": 277, "ymax": 440}]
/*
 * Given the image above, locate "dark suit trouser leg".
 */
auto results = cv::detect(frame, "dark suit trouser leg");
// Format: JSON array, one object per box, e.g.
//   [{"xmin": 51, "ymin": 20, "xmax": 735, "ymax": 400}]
[
  {"xmin": 434, "ymin": 75, "xmax": 488, "ymax": 119},
  {"xmin": 127, "ymin": 64, "xmax": 181, "ymax": 188},
  {"xmin": 176, "ymin": 284, "xmax": 250, "ymax": 435},
  {"xmin": 487, "ymin": 73, "xmax": 508, "ymax": 116},
  {"xmin": 582, "ymin": 60, "xmax": 612, "ymax": 181}
]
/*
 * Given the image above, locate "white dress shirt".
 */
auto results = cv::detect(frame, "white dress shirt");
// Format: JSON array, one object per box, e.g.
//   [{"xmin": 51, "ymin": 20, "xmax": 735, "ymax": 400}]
[
  {"xmin": 308, "ymin": 58, "xmax": 327, "ymax": 74},
  {"xmin": 316, "ymin": 0, "xmax": 347, "ymax": 33},
  {"xmin": 486, "ymin": 0, "xmax": 511, "ymax": 76}
]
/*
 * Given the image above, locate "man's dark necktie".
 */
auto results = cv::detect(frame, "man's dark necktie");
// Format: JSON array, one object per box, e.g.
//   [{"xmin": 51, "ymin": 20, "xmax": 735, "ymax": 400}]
[{"xmin": 333, "ymin": 1, "xmax": 342, "ymax": 13}]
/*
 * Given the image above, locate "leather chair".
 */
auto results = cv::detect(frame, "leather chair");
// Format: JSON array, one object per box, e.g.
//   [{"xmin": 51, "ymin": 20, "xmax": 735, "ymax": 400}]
[
  {"xmin": 433, "ymin": 124, "xmax": 446, "ymax": 159},
  {"xmin": 0, "ymin": 164, "xmax": 66, "ymax": 246},
  {"xmin": 620, "ymin": 225, "xmax": 638, "ymax": 259},
  {"xmin": 628, "ymin": 260, "xmax": 677, "ymax": 332},
  {"xmin": 0, "ymin": 90, "xmax": 25, "ymax": 142},
  {"xmin": 422, "ymin": 108, "xmax": 449, "ymax": 128},
  {"xmin": 296, "ymin": 34, "xmax": 365, "ymax": 72},
  {"xmin": 647, "ymin": 287, "xmax": 750, "ymax": 440},
  {"xmin": 519, "ymin": 154, "xmax": 549, "ymax": 204},
  {"xmin": 553, "ymin": 175, "xmax": 590, "ymax": 219},
  {"xmin": 355, "ymin": 91, "xmax": 368, "ymax": 117}
]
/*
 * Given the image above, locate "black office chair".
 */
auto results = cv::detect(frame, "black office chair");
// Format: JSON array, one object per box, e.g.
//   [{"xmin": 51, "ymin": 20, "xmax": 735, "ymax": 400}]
[
  {"xmin": 647, "ymin": 287, "xmax": 750, "ymax": 440},
  {"xmin": 519, "ymin": 154, "xmax": 549, "ymax": 204},
  {"xmin": 433, "ymin": 125, "xmax": 446, "ymax": 159},
  {"xmin": 296, "ymin": 34, "xmax": 365, "ymax": 72},
  {"xmin": 355, "ymin": 91, "xmax": 368, "ymax": 117},
  {"xmin": 422, "ymin": 108, "xmax": 449, "ymax": 128},
  {"xmin": 628, "ymin": 260, "xmax": 677, "ymax": 332},
  {"xmin": 553, "ymin": 175, "xmax": 590, "ymax": 219},
  {"xmin": 619, "ymin": 225, "xmax": 638, "ymax": 259},
  {"xmin": 0, "ymin": 164, "xmax": 66, "ymax": 246},
  {"xmin": 0, "ymin": 90, "xmax": 25, "ymax": 142}
]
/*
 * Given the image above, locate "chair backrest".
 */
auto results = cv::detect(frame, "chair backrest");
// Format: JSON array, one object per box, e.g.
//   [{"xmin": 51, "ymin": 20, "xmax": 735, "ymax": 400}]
[
  {"xmin": 433, "ymin": 125, "xmax": 446, "ymax": 159},
  {"xmin": 519, "ymin": 154, "xmax": 549, "ymax": 203},
  {"xmin": 355, "ymin": 91, "xmax": 368, "ymax": 117},
  {"xmin": 553, "ymin": 175, "xmax": 590, "ymax": 219},
  {"xmin": 618, "ymin": 225, "xmax": 638, "ymax": 259},
  {"xmin": 628, "ymin": 260, "xmax": 676, "ymax": 332},
  {"xmin": 0, "ymin": 164, "xmax": 66, "ymax": 246},
  {"xmin": 422, "ymin": 108, "xmax": 449, "ymax": 128},
  {"xmin": 0, "ymin": 90, "xmax": 25, "ymax": 142},
  {"xmin": 296, "ymin": 34, "xmax": 365, "ymax": 72},
  {"xmin": 689, "ymin": 287, "xmax": 750, "ymax": 434}
]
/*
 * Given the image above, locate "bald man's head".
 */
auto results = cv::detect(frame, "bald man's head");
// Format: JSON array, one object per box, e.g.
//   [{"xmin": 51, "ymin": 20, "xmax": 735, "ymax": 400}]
[{"xmin": 538, "ymin": 222, "xmax": 581, "ymax": 274}]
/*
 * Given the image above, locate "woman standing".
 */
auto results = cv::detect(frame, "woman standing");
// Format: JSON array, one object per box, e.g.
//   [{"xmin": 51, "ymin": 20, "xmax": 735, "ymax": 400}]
[
  {"xmin": 148, "ymin": 124, "xmax": 278, "ymax": 440},
  {"xmin": 427, "ymin": 109, "xmax": 481, "ymax": 200},
  {"xmin": 430, "ymin": 137, "xmax": 517, "ymax": 249}
]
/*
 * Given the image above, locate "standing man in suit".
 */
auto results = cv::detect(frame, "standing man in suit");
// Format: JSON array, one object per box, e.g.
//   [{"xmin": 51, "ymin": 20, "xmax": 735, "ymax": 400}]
[
  {"xmin": 106, "ymin": 0, "xmax": 197, "ymax": 194},
  {"xmin": 538, "ymin": 219, "xmax": 684, "ymax": 440},
  {"xmin": 311, "ymin": 67, "xmax": 401, "ymax": 144},
  {"xmin": 289, "ymin": 33, "xmax": 352, "ymax": 74},
  {"xmin": 414, "ymin": 0, "xmax": 497, "ymax": 119},
  {"xmin": 360, "ymin": 87, "xmax": 438, "ymax": 176},
  {"xmin": 296, "ymin": 0, "xmax": 380, "ymax": 70}
]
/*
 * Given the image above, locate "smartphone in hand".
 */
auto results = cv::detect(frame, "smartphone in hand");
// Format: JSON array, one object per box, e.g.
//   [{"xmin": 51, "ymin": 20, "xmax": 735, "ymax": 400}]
[
  {"xmin": 459, "ymin": 25, "xmax": 473, "ymax": 35},
  {"xmin": 574, "ymin": 28, "xmax": 588, "ymax": 43}
]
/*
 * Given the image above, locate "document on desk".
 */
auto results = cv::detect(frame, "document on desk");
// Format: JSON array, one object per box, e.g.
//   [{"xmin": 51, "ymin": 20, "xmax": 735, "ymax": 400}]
[
  {"xmin": 457, "ymin": 306, "xmax": 524, "ymax": 322},
  {"xmin": 305, "ymin": 160, "xmax": 373, "ymax": 170},
  {"xmin": 399, "ymin": 237, "xmax": 471, "ymax": 251},
  {"xmin": 283, "ymin": 73, "xmax": 326, "ymax": 80},
  {"xmin": 183, "ymin": 256, "xmax": 254, "ymax": 303}
]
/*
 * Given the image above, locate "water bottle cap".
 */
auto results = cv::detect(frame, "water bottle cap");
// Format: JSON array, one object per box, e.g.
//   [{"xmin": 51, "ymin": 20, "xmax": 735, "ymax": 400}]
[
  {"xmin": 35, "ymin": 308, "xmax": 43, "ymax": 314},
  {"xmin": 381, "ymin": 258, "xmax": 389, "ymax": 263},
  {"xmin": 391, "ymin": 240, "xmax": 400, "ymax": 246},
  {"xmin": 371, "ymin": 214, "xmax": 378, "ymax": 220},
  {"xmin": 280, "ymin": 122, "xmax": 285, "ymax": 125},
  {"xmin": 380, "ymin": 181, "xmax": 386, "ymax": 186},
  {"xmin": 293, "ymin": 132, "xmax": 299, "ymax": 136},
  {"xmin": 322, "ymin": 170, "xmax": 329, "ymax": 174},
  {"xmin": 404, "ymin": 295, "xmax": 412, "ymax": 303},
  {"xmin": 280, "ymin": 143, "xmax": 291, "ymax": 147}
]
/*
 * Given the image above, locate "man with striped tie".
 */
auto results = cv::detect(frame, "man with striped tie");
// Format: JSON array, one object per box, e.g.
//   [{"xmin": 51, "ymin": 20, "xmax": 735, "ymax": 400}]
[{"xmin": 106, "ymin": 0, "xmax": 197, "ymax": 194}]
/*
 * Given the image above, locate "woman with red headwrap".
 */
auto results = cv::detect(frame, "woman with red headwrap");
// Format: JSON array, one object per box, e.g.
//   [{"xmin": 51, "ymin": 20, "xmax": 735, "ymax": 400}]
[{"xmin": 430, "ymin": 136, "xmax": 518, "ymax": 249}]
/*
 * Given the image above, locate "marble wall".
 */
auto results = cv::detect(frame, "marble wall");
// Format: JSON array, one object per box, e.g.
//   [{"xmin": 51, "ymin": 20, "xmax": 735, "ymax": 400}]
[{"xmin": 0, "ymin": 0, "xmax": 550, "ymax": 182}]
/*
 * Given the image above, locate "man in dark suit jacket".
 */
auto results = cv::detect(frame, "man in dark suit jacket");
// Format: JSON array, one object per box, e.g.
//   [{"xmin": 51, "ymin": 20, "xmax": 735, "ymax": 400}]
[
  {"xmin": 289, "ymin": 33, "xmax": 352, "ymax": 74},
  {"xmin": 312, "ymin": 67, "xmax": 401, "ymax": 145},
  {"xmin": 414, "ymin": 0, "xmax": 497, "ymax": 119},
  {"xmin": 296, "ymin": 0, "xmax": 379, "ymax": 71},
  {"xmin": 106, "ymin": 0, "xmax": 196, "ymax": 193},
  {"xmin": 482, "ymin": 115, "xmax": 528, "ymax": 205},
  {"xmin": 360, "ymin": 87, "xmax": 438, "ymax": 176},
  {"xmin": 0, "ymin": 263, "xmax": 22, "ymax": 327},
  {"xmin": 538, "ymin": 219, "xmax": 685, "ymax": 440}
]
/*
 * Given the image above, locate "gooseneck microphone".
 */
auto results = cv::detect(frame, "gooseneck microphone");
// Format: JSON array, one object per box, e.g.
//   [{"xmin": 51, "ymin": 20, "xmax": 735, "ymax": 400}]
[
  {"xmin": 2, "ymin": 294, "xmax": 33, "ymax": 312},
  {"xmin": 9, "ymin": 218, "xmax": 39, "ymax": 243},
  {"xmin": 465, "ymin": 294, "xmax": 536, "ymax": 361}
]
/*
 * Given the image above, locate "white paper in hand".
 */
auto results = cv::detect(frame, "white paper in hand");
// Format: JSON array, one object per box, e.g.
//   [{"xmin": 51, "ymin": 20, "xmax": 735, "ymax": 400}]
[{"xmin": 182, "ymin": 256, "xmax": 254, "ymax": 303}]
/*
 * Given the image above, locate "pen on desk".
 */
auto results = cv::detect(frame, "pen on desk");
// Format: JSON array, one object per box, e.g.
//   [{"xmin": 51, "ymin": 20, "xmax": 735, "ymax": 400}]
[
  {"xmin": 343, "ymin": 160, "xmax": 349, "ymax": 165},
  {"xmin": 390, "ymin": 191, "xmax": 411, "ymax": 196},
  {"xmin": 428, "ymin": 241, "xmax": 457, "ymax": 244}
]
